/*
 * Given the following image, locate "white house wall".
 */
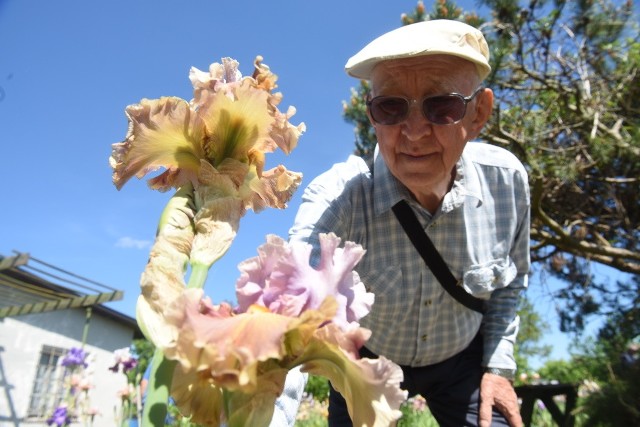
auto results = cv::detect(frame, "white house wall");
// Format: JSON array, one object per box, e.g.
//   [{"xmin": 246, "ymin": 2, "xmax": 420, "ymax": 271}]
[{"xmin": 0, "ymin": 307, "xmax": 137, "ymax": 427}]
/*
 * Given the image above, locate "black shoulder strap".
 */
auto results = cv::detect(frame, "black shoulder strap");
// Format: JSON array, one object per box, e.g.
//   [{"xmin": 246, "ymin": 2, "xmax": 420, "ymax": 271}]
[{"xmin": 391, "ymin": 200, "xmax": 485, "ymax": 314}]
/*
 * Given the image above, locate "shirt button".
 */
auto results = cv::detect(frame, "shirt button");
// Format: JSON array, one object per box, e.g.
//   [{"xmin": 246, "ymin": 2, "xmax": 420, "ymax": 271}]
[
  {"xmin": 421, "ymin": 334, "xmax": 427, "ymax": 341},
  {"xmin": 424, "ymin": 299, "xmax": 432, "ymax": 306}
]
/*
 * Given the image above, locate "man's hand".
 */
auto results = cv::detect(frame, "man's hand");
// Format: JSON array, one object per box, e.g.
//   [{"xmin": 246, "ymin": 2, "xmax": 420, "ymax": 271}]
[{"xmin": 478, "ymin": 373, "xmax": 523, "ymax": 427}]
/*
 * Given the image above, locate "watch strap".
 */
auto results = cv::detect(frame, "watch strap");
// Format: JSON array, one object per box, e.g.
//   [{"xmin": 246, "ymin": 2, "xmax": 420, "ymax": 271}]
[{"xmin": 484, "ymin": 367, "xmax": 516, "ymax": 382}]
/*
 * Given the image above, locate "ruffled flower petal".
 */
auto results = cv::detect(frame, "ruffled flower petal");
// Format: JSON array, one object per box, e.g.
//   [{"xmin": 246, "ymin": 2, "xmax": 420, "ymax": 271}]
[
  {"xmin": 198, "ymin": 79, "xmax": 273, "ymax": 170},
  {"xmin": 250, "ymin": 56, "xmax": 305, "ymax": 155},
  {"xmin": 250, "ymin": 56, "xmax": 278, "ymax": 93},
  {"xmin": 164, "ymin": 288, "xmax": 338, "ymax": 384},
  {"xmin": 190, "ymin": 57, "xmax": 242, "ymax": 107},
  {"xmin": 223, "ymin": 366, "xmax": 289, "ymax": 427},
  {"xmin": 236, "ymin": 233, "xmax": 374, "ymax": 329},
  {"xmin": 269, "ymin": 104, "xmax": 306, "ymax": 155},
  {"xmin": 171, "ymin": 367, "xmax": 225, "ymax": 426},
  {"xmin": 164, "ymin": 289, "xmax": 293, "ymax": 391},
  {"xmin": 241, "ymin": 164, "xmax": 303, "ymax": 212},
  {"xmin": 296, "ymin": 324, "xmax": 407, "ymax": 427},
  {"xmin": 110, "ymin": 97, "xmax": 206, "ymax": 191},
  {"xmin": 172, "ymin": 365, "xmax": 290, "ymax": 427}
]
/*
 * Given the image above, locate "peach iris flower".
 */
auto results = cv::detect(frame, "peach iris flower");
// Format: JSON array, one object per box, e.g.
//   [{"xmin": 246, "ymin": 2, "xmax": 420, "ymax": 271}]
[
  {"xmin": 109, "ymin": 57, "xmax": 304, "ymax": 347},
  {"xmin": 110, "ymin": 56, "xmax": 303, "ymax": 192},
  {"xmin": 163, "ymin": 233, "xmax": 407, "ymax": 427}
]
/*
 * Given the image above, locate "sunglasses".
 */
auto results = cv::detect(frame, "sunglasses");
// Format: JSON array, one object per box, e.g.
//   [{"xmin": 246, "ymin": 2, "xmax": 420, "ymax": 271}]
[{"xmin": 367, "ymin": 86, "xmax": 485, "ymax": 126}]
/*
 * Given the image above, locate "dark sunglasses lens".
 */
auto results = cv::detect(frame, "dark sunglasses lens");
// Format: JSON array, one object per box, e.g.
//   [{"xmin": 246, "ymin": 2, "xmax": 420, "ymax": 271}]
[
  {"xmin": 423, "ymin": 95, "xmax": 466, "ymax": 124},
  {"xmin": 370, "ymin": 97, "xmax": 408, "ymax": 125}
]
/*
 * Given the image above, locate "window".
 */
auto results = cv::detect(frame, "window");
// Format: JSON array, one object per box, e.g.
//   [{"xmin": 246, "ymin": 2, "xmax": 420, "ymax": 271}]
[{"xmin": 26, "ymin": 345, "xmax": 67, "ymax": 420}]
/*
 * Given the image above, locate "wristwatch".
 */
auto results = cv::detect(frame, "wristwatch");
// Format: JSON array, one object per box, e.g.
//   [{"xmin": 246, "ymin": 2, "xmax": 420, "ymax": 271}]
[{"xmin": 484, "ymin": 367, "xmax": 516, "ymax": 382}]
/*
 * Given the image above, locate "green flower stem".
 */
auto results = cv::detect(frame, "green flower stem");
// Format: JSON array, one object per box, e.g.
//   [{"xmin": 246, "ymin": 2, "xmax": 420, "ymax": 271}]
[
  {"xmin": 120, "ymin": 399, "xmax": 131, "ymax": 427},
  {"xmin": 141, "ymin": 348, "xmax": 177, "ymax": 427},
  {"xmin": 223, "ymin": 389, "xmax": 232, "ymax": 425},
  {"xmin": 187, "ymin": 262, "xmax": 210, "ymax": 289}
]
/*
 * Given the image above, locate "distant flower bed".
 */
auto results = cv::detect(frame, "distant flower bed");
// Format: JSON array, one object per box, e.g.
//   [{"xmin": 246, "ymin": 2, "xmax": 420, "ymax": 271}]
[{"xmin": 293, "ymin": 393, "xmax": 439, "ymax": 427}]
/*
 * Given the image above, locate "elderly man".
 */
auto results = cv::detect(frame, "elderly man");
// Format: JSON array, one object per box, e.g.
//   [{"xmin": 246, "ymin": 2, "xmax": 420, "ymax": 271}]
[{"xmin": 274, "ymin": 19, "xmax": 530, "ymax": 427}]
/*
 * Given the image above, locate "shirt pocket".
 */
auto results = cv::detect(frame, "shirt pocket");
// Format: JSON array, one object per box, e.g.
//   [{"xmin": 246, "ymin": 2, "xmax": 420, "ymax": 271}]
[
  {"xmin": 462, "ymin": 257, "xmax": 517, "ymax": 299},
  {"xmin": 358, "ymin": 265, "xmax": 408, "ymax": 322}
]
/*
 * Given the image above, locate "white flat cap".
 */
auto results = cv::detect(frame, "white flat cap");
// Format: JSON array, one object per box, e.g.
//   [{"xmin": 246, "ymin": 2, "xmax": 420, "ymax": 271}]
[{"xmin": 345, "ymin": 19, "xmax": 491, "ymax": 80}]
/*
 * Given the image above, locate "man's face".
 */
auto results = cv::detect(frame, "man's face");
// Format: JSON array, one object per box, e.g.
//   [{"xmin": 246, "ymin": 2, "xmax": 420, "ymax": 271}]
[{"xmin": 368, "ymin": 55, "xmax": 491, "ymax": 208}]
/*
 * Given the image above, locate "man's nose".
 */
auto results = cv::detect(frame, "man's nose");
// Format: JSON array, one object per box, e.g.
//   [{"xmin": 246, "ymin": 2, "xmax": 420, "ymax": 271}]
[{"xmin": 401, "ymin": 101, "xmax": 432, "ymax": 140}]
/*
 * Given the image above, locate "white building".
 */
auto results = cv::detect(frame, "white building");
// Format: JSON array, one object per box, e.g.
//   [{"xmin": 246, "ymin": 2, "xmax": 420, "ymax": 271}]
[{"xmin": 0, "ymin": 253, "xmax": 143, "ymax": 427}]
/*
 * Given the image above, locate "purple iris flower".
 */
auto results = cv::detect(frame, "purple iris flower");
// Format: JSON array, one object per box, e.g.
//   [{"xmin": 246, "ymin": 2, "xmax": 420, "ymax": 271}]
[
  {"xmin": 121, "ymin": 357, "xmax": 138, "ymax": 373},
  {"xmin": 61, "ymin": 347, "xmax": 88, "ymax": 368},
  {"xmin": 46, "ymin": 406, "xmax": 70, "ymax": 426},
  {"xmin": 108, "ymin": 347, "xmax": 138, "ymax": 373}
]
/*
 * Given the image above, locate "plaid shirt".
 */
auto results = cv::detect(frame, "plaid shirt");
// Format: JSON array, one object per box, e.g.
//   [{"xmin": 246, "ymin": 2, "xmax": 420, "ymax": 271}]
[{"xmin": 289, "ymin": 142, "xmax": 530, "ymax": 369}]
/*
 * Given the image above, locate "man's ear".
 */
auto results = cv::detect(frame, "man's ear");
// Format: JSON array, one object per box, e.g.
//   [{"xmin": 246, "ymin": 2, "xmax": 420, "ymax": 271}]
[{"xmin": 468, "ymin": 88, "xmax": 494, "ymax": 138}]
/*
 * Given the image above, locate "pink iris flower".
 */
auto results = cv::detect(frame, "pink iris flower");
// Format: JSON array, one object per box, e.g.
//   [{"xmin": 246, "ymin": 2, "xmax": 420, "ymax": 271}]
[{"xmin": 163, "ymin": 233, "xmax": 407, "ymax": 426}]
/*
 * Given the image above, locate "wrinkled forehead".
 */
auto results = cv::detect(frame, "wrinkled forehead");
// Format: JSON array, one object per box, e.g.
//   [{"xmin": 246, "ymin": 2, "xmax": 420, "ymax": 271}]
[{"xmin": 370, "ymin": 55, "xmax": 480, "ymax": 94}]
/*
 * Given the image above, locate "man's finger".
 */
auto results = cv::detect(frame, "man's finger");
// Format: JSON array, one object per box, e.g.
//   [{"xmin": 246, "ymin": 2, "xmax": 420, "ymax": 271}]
[
  {"xmin": 478, "ymin": 398, "xmax": 494, "ymax": 427},
  {"xmin": 495, "ymin": 400, "xmax": 523, "ymax": 427}
]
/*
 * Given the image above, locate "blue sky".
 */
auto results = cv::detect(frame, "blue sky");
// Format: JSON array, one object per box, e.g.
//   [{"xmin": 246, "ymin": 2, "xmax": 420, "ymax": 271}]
[{"xmin": 0, "ymin": 0, "xmax": 585, "ymax": 367}]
